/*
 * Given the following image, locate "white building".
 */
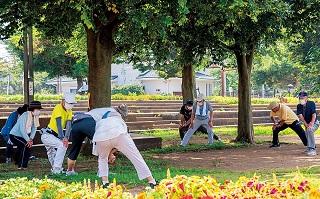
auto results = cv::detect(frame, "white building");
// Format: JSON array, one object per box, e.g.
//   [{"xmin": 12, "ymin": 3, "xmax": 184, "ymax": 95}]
[
  {"xmin": 47, "ymin": 64, "xmax": 218, "ymax": 97},
  {"xmin": 137, "ymin": 70, "xmax": 217, "ymax": 97}
]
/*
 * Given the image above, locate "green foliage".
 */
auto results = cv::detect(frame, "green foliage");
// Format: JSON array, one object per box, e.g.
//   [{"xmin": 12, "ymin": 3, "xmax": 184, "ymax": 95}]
[{"xmin": 111, "ymin": 84, "xmax": 145, "ymax": 95}]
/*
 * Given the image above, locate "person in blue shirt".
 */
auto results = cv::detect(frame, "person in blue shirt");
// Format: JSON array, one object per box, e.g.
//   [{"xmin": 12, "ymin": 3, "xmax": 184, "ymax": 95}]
[
  {"xmin": 297, "ymin": 91, "xmax": 319, "ymax": 156},
  {"xmin": 1, "ymin": 104, "xmax": 29, "ymax": 163},
  {"xmin": 9, "ymin": 101, "xmax": 43, "ymax": 169}
]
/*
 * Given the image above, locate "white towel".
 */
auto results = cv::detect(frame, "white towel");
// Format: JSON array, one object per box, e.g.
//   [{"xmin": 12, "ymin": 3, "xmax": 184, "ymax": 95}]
[
  {"xmin": 195, "ymin": 101, "xmax": 207, "ymax": 116},
  {"xmin": 26, "ymin": 111, "xmax": 40, "ymax": 134}
]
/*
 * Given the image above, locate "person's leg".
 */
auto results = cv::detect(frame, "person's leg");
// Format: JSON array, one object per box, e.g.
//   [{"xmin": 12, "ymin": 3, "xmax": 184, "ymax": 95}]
[
  {"xmin": 179, "ymin": 126, "xmax": 188, "ymax": 140},
  {"xmin": 115, "ymin": 133, "xmax": 156, "ymax": 184},
  {"xmin": 41, "ymin": 134, "xmax": 55, "ymax": 167},
  {"xmin": 10, "ymin": 135, "xmax": 27, "ymax": 168},
  {"xmin": 21, "ymin": 144, "xmax": 30, "ymax": 168},
  {"xmin": 180, "ymin": 121, "xmax": 202, "ymax": 146},
  {"xmin": 289, "ymin": 120, "xmax": 308, "ymax": 146},
  {"xmin": 67, "ymin": 118, "xmax": 96, "ymax": 173},
  {"xmin": 5, "ymin": 142, "xmax": 14, "ymax": 162},
  {"xmin": 197, "ymin": 125, "xmax": 208, "ymax": 135},
  {"xmin": 96, "ymin": 139, "xmax": 113, "ymax": 187},
  {"xmin": 272, "ymin": 123, "xmax": 288, "ymax": 146}
]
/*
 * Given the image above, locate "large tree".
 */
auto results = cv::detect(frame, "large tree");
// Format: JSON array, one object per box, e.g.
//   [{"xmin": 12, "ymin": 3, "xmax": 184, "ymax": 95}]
[{"xmin": 0, "ymin": 0, "xmax": 187, "ymax": 108}]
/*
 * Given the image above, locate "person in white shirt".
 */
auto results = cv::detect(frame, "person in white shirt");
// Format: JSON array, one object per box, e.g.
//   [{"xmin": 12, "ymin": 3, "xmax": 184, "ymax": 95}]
[{"xmin": 91, "ymin": 108, "xmax": 157, "ymax": 189}]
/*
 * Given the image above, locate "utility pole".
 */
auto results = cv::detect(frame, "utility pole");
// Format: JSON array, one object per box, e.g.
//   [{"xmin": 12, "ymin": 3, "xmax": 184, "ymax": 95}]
[{"xmin": 23, "ymin": 26, "xmax": 34, "ymax": 105}]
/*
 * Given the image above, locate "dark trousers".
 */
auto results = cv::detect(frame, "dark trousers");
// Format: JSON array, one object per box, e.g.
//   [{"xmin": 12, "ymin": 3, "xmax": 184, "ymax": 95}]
[
  {"xmin": 179, "ymin": 124, "xmax": 219, "ymax": 140},
  {"xmin": 68, "ymin": 117, "xmax": 96, "ymax": 160},
  {"xmin": 272, "ymin": 120, "xmax": 307, "ymax": 146},
  {"xmin": 5, "ymin": 143, "xmax": 13, "ymax": 159},
  {"xmin": 9, "ymin": 135, "xmax": 30, "ymax": 168}
]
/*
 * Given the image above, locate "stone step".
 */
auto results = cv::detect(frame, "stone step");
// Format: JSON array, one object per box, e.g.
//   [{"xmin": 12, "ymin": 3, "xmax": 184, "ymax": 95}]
[{"xmin": 0, "ymin": 133, "xmax": 162, "ymax": 162}]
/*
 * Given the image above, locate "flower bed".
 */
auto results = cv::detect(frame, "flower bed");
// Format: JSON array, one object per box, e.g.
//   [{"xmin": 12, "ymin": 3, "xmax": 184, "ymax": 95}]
[{"xmin": 1, "ymin": 171, "xmax": 320, "ymax": 199}]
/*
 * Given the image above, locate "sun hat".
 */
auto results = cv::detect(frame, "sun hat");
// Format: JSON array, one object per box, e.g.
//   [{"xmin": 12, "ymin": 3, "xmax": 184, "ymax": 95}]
[
  {"xmin": 63, "ymin": 92, "xmax": 77, "ymax": 104},
  {"xmin": 267, "ymin": 101, "xmax": 279, "ymax": 110},
  {"xmin": 196, "ymin": 93, "xmax": 204, "ymax": 102},
  {"xmin": 117, "ymin": 104, "xmax": 128, "ymax": 117},
  {"xmin": 28, "ymin": 101, "xmax": 43, "ymax": 110},
  {"xmin": 298, "ymin": 91, "xmax": 308, "ymax": 98}
]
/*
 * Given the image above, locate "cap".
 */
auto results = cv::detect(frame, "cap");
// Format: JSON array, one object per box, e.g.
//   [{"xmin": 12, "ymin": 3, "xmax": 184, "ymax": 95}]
[
  {"xmin": 298, "ymin": 91, "xmax": 308, "ymax": 98},
  {"xmin": 118, "ymin": 104, "xmax": 128, "ymax": 117},
  {"xmin": 63, "ymin": 92, "xmax": 77, "ymax": 104},
  {"xmin": 267, "ymin": 101, "xmax": 279, "ymax": 110},
  {"xmin": 196, "ymin": 93, "xmax": 204, "ymax": 102},
  {"xmin": 28, "ymin": 101, "xmax": 43, "ymax": 110},
  {"xmin": 186, "ymin": 100, "xmax": 193, "ymax": 106},
  {"xmin": 17, "ymin": 104, "xmax": 29, "ymax": 115}
]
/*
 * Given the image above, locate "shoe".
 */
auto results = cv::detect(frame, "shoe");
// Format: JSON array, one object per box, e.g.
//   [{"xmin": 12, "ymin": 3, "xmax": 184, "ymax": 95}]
[
  {"xmin": 217, "ymin": 138, "xmax": 222, "ymax": 142},
  {"xmin": 149, "ymin": 181, "xmax": 158, "ymax": 189},
  {"xmin": 269, "ymin": 144, "xmax": 280, "ymax": 148},
  {"xmin": 303, "ymin": 148, "xmax": 309, "ymax": 153},
  {"xmin": 66, "ymin": 170, "xmax": 77, "ymax": 176},
  {"xmin": 103, "ymin": 183, "xmax": 109, "ymax": 188},
  {"xmin": 6, "ymin": 158, "xmax": 12, "ymax": 164},
  {"xmin": 307, "ymin": 149, "xmax": 317, "ymax": 156},
  {"xmin": 29, "ymin": 156, "xmax": 38, "ymax": 161},
  {"xmin": 51, "ymin": 167, "xmax": 65, "ymax": 174}
]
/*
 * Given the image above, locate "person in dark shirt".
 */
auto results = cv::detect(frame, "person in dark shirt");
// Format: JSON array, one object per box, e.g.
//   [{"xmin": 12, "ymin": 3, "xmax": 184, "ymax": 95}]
[
  {"xmin": 179, "ymin": 100, "xmax": 221, "ymax": 141},
  {"xmin": 297, "ymin": 91, "xmax": 319, "ymax": 156}
]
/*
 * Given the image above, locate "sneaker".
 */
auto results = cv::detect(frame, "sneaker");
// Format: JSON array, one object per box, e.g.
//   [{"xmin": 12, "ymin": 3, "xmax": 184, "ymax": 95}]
[
  {"xmin": 66, "ymin": 170, "xmax": 77, "ymax": 176},
  {"xmin": 307, "ymin": 149, "xmax": 317, "ymax": 156},
  {"xmin": 29, "ymin": 156, "xmax": 38, "ymax": 161},
  {"xmin": 6, "ymin": 158, "xmax": 12, "ymax": 164},
  {"xmin": 51, "ymin": 167, "xmax": 65, "ymax": 174},
  {"xmin": 217, "ymin": 138, "xmax": 222, "ymax": 142},
  {"xmin": 103, "ymin": 183, "xmax": 109, "ymax": 189},
  {"xmin": 303, "ymin": 148, "xmax": 309, "ymax": 153},
  {"xmin": 269, "ymin": 144, "xmax": 280, "ymax": 148}
]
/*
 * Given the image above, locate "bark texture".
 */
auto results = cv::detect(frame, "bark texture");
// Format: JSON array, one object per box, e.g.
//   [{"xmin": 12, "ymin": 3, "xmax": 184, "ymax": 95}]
[
  {"xmin": 182, "ymin": 64, "xmax": 195, "ymax": 105},
  {"xmin": 235, "ymin": 49, "xmax": 254, "ymax": 143}
]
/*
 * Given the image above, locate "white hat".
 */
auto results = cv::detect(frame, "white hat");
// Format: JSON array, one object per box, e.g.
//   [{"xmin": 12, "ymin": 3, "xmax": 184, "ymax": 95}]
[
  {"xmin": 267, "ymin": 101, "xmax": 279, "ymax": 110},
  {"xmin": 197, "ymin": 93, "xmax": 204, "ymax": 101},
  {"xmin": 63, "ymin": 92, "xmax": 77, "ymax": 104},
  {"xmin": 117, "ymin": 104, "xmax": 128, "ymax": 117}
]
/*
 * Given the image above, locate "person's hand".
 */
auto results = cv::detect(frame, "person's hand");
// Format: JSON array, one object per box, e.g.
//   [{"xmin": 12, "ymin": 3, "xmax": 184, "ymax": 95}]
[
  {"xmin": 179, "ymin": 122, "xmax": 183, "ymax": 128},
  {"xmin": 307, "ymin": 123, "xmax": 314, "ymax": 131},
  {"xmin": 272, "ymin": 123, "xmax": 279, "ymax": 130},
  {"xmin": 109, "ymin": 154, "xmax": 116, "ymax": 163},
  {"xmin": 26, "ymin": 139, "xmax": 33, "ymax": 148},
  {"xmin": 189, "ymin": 122, "xmax": 194, "ymax": 129},
  {"xmin": 62, "ymin": 138, "xmax": 69, "ymax": 148},
  {"xmin": 208, "ymin": 120, "xmax": 213, "ymax": 128}
]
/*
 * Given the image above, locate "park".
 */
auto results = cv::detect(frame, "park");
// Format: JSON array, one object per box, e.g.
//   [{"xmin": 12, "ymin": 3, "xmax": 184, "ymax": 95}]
[{"xmin": 1, "ymin": 0, "xmax": 320, "ymax": 198}]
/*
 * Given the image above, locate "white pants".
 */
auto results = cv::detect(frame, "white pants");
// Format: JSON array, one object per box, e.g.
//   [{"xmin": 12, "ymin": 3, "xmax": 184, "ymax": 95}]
[
  {"xmin": 41, "ymin": 133, "xmax": 67, "ymax": 169},
  {"xmin": 96, "ymin": 133, "xmax": 152, "ymax": 180}
]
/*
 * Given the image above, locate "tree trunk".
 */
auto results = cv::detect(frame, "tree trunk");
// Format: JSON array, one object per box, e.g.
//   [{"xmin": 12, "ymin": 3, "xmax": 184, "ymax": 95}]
[
  {"xmin": 86, "ymin": 26, "xmax": 115, "ymax": 109},
  {"xmin": 76, "ymin": 76, "xmax": 82, "ymax": 91},
  {"xmin": 181, "ymin": 64, "xmax": 195, "ymax": 104},
  {"xmin": 235, "ymin": 50, "xmax": 254, "ymax": 143}
]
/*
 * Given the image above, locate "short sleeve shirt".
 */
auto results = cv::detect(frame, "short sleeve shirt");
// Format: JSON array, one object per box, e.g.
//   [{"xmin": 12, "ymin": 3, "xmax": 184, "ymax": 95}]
[
  {"xmin": 48, "ymin": 104, "xmax": 73, "ymax": 132},
  {"xmin": 297, "ymin": 100, "xmax": 317, "ymax": 124},
  {"xmin": 179, "ymin": 105, "xmax": 192, "ymax": 122},
  {"xmin": 270, "ymin": 104, "xmax": 298, "ymax": 124}
]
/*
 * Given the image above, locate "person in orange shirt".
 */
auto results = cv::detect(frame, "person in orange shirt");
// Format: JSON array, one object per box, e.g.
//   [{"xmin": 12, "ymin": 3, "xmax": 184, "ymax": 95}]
[{"xmin": 267, "ymin": 101, "xmax": 307, "ymax": 148}]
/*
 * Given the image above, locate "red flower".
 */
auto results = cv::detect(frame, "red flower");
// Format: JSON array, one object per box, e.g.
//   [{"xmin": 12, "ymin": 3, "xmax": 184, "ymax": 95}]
[{"xmin": 179, "ymin": 183, "xmax": 185, "ymax": 192}]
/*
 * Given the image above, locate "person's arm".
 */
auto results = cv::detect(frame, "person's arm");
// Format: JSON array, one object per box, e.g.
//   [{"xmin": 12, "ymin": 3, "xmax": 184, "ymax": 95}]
[
  {"xmin": 56, "ymin": 117, "xmax": 64, "ymax": 139},
  {"xmin": 189, "ymin": 114, "xmax": 195, "ymax": 129},
  {"xmin": 179, "ymin": 114, "xmax": 185, "ymax": 127},
  {"xmin": 19, "ymin": 115, "xmax": 31, "ymax": 143},
  {"xmin": 307, "ymin": 113, "xmax": 317, "ymax": 130},
  {"xmin": 65, "ymin": 120, "xmax": 72, "ymax": 139},
  {"xmin": 209, "ymin": 111, "xmax": 214, "ymax": 128},
  {"xmin": 298, "ymin": 114, "xmax": 308, "ymax": 128}
]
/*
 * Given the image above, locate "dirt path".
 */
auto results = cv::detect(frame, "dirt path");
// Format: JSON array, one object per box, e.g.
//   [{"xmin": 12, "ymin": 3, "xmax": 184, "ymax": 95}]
[{"xmin": 157, "ymin": 135, "xmax": 320, "ymax": 172}]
